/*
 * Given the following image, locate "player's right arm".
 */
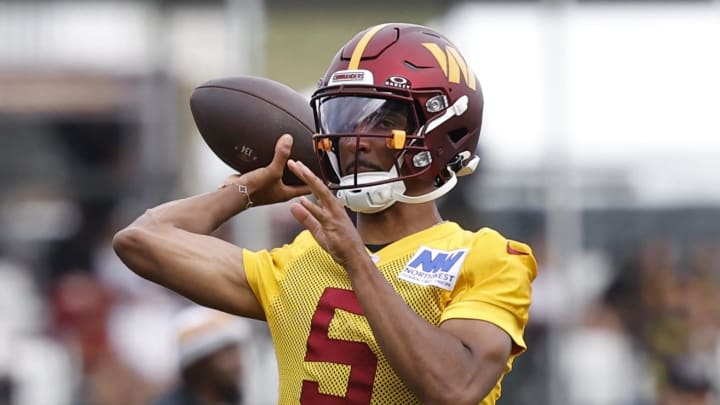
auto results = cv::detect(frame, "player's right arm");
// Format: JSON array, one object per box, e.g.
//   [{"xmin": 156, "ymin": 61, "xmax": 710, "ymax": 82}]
[
  {"xmin": 113, "ymin": 134, "xmax": 309, "ymax": 319},
  {"xmin": 113, "ymin": 185, "xmax": 265, "ymax": 318}
]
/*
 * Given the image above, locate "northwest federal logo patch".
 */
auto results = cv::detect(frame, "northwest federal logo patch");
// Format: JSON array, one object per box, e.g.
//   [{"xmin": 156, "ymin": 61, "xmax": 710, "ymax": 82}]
[{"xmin": 398, "ymin": 246, "xmax": 467, "ymax": 291}]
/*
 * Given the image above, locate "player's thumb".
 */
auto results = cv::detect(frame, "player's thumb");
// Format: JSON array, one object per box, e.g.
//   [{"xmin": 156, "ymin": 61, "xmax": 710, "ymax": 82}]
[{"xmin": 270, "ymin": 133, "xmax": 293, "ymax": 170}]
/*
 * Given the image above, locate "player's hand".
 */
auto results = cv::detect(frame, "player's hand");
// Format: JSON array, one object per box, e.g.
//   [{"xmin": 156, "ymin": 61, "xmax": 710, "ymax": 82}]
[
  {"xmin": 287, "ymin": 159, "xmax": 367, "ymax": 267},
  {"xmin": 223, "ymin": 134, "xmax": 311, "ymax": 207}
]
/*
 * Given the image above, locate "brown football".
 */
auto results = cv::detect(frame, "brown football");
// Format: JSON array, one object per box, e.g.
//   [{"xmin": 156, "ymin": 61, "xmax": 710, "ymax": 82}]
[{"xmin": 190, "ymin": 76, "xmax": 320, "ymax": 185}]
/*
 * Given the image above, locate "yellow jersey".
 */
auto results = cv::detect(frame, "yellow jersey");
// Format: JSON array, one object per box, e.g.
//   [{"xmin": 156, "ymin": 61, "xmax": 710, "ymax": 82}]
[{"xmin": 243, "ymin": 222, "xmax": 536, "ymax": 404}]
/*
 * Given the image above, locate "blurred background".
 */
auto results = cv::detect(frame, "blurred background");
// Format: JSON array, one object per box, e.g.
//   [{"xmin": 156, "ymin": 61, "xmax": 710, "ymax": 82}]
[{"xmin": 0, "ymin": 0, "xmax": 719, "ymax": 404}]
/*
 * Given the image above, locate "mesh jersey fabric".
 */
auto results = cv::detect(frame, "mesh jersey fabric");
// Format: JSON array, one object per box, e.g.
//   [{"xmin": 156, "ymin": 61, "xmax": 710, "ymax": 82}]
[{"xmin": 243, "ymin": 221, "xmax": 536, "ymax": 405}]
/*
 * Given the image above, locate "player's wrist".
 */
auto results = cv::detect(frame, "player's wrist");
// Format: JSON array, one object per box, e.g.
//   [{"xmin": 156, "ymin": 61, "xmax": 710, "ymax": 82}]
[
  {"xmin": 338, "ymin": 246, "xmax": 375, "ymax": 272},
  {"xmin": 218, "ymin": 174, "xmax": 254, "ymax": 210}
]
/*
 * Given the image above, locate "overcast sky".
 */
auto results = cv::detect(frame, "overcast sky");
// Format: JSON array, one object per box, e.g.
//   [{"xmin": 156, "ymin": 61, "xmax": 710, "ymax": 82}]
[
  {"xmin": 438, "ymin": 2, "xmax": 720, "ymax": 204},
  {"xmin": 440, "ymin": 3, "xmax": 720, "ymax": 167}
]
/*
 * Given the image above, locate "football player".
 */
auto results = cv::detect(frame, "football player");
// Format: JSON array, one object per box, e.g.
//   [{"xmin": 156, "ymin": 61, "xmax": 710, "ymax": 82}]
[{"xmin": 114, "ymin": 23, "xmax": 536, "ymax": 405}]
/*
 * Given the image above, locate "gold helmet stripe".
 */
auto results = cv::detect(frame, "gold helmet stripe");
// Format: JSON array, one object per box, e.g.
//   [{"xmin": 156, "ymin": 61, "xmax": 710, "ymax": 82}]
[
  {"xmin": 348, "ymin": 23, "xmax": 390, "ymax": 70},
  {"xmin": 422, "ymin": 42, "xmax": 477, "ymax": 91},
  {"xmin": 447, "ymin": 46, "xmax": 476, "ymax": 91},
  {"xmin": 422, "ymin": 42, "xmax": 447, "ymax": 76}
]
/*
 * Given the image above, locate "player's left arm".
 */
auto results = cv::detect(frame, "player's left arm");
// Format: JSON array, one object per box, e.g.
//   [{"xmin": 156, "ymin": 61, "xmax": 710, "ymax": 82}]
[
  {"xmin": 338, "ymin": 257, "xmax": 514, "ymax": 405},
  {"xmin": 287, "ymin": 159, "xmax": 531, "ymax": 405}
]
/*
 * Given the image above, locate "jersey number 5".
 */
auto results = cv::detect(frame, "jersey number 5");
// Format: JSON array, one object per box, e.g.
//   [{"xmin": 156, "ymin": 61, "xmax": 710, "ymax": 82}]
[{"xmin": 300, "ymin": 288, "xmax": 378, "ymax": 404}]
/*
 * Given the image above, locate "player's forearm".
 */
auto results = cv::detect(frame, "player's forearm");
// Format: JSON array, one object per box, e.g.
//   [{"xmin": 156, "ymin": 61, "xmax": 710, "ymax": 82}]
[
  {"xmin": 133, "ymin": 186, "xmax": 248, "ymax": 235},
  {"xmin": 345, "ymin": 258, "xmax": 486, "ymax": 405},
  {"xmin": 113, "ymin": 186, "xmax": 245, "ymax": 284}
]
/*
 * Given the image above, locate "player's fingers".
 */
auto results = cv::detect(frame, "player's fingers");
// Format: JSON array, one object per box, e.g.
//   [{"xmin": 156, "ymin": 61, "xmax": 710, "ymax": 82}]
[
  {"xmin": 297, "ymin": 196, "xmax": 325, "ymax": 221},
  {"xmin": 287, "ymin": 159, "xmax": 320, "ymax": 190},
  {"xmin": 286, "ymin": 159, "xmax": 310, "ymax": 181},
  {"xmin": 288, "ymin": 160, "xmax": 335, "ymax": 202},
  {"xmin": 287, "ymin": 161, "xmax": 347, "ymax": 217},
  {"xmin": 290, "ymin": 201, "xmax": 323, "ymax": 237},
  {"xmin": 282, "ymin": 184, "xmax": 312, "ymax": 199},
  {"xmin": 268, "ymin": 134, "xmax": 293, "ymax": 173}
]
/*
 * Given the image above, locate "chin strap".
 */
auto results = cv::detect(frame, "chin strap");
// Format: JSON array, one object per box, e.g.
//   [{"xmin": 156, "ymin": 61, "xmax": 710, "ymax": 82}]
[
  {"xmin": 393, "ymin": 170, "xmax": 457, "ymax": 205},
  {"xmin": 423, "ymin": 95, "xmax": 469, "ymax": 135},
  {"xmin": 337, "ymin": 169, "xmax": 460, "ymax": 214},
  {"xmin": 336, "ymin": 169, "xmax": 407, "ymax": 214}
]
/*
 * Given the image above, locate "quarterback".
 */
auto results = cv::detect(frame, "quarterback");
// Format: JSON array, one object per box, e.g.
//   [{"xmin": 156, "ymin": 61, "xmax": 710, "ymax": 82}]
[{"xmin": 114, "ymin": 23, "xmax": 536, "ymax": 405}]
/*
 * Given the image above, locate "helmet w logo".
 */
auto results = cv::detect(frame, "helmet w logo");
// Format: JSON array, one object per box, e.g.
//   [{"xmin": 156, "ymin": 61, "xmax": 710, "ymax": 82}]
[{"xmin": 422, "ymin": 43, "xmax": 477, "ymax": 91}]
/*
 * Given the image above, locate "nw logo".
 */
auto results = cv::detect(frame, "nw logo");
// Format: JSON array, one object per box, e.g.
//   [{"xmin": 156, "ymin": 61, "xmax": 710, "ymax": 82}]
[
  {"xmin": 409, "ymin": 249, "xmax": 467, "ymax": 273},
  {"xmin": 399, "ymin": 247, "xmax": 467, "ymax": 291},
  {"xmin": 422, "ymin": 43, "xmax": 477, "ymax": 91}
]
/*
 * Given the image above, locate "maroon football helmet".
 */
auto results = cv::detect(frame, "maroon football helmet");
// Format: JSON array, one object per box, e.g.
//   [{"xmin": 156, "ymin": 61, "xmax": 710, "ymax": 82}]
[{"xmin": 311, "ymin": 23, "xmax": 483, "ymax": 213}]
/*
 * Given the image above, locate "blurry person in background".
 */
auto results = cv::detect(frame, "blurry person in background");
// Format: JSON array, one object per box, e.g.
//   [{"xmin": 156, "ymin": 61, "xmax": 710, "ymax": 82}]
[
  {"xmin": 0, "ymin": 259, "xmax": 76, "ymax": 405},
  {"xmin": 155, "ymin": 305, "xmax": 249, "ymax": 405},
  {"xmin": 115, "ymin": 23, "xmax": 536, "ymax": 404}
]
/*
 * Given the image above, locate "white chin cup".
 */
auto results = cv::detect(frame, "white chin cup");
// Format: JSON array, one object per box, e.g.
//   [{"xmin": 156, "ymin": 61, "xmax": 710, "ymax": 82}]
[
  {"xmin": 336, "ymin": 171, "xmax": 406, "ymax": 214},
  {"xmin": 335, "ymin": 169, "xmax": 459, "ymax": 214}
]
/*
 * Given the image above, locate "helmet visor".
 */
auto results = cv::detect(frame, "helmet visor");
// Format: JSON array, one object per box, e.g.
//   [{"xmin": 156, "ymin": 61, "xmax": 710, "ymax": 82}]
[{"xmin": 316, "ymin": 96, "xmax": 418, "ymax": 135}]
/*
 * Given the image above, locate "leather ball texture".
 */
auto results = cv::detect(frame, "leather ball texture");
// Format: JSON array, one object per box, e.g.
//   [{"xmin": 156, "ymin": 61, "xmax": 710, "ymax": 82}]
[{"xmin": 190, "ymin": 76, "xmax": 320, "ymax": 185}]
